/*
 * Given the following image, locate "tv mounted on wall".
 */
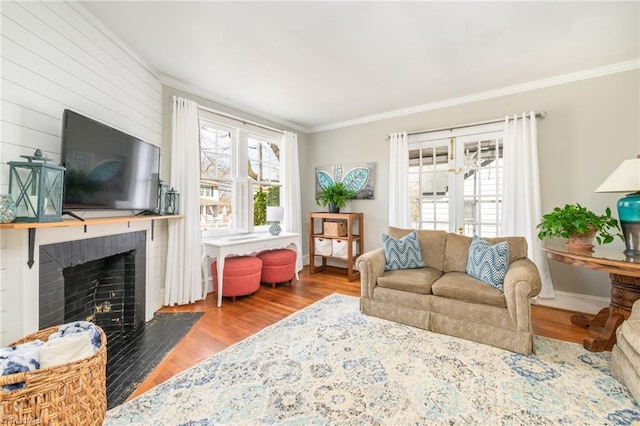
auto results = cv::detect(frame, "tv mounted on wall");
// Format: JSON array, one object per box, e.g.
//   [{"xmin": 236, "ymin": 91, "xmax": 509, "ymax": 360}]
[{"xmin": 61, "ymin": 109, "xmax": 160, "ymax": 212}]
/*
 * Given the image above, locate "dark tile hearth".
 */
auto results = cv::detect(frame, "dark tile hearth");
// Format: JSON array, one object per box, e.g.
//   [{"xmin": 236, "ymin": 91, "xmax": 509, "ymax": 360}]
[{"xmin": 107, "ymin": 312, "xmax": 203, "ymax": 408}]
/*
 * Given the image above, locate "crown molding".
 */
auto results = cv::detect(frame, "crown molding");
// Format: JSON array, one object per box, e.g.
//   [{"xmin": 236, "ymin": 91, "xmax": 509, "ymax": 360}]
[
  {"xmin": 63, "ymin": 5, "xmax": 639, "ymax": 138},
  {"xmin": 68, "ymin": 2, "xmax": 161, "ymax": 82},
  {"xmin": 309, "ymin": 59, "xmax": 640, "ymax": 133},
  {"xmin": 159, "ymin": 75, "xmax": 310, "ymax": 134}
]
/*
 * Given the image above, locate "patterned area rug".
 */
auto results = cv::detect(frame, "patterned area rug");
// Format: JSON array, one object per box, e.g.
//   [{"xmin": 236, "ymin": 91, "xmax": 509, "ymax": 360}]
[{"xmin": 105, "ymin": 294, "xmax": 640, "ymax": 425}]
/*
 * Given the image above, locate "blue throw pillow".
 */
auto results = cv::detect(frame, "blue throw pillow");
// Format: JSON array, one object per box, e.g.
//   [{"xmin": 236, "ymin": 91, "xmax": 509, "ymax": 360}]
[
  {"xmin": 382, "ymin": 231, "xmax": 426, "ymax": 271},
  {"xmin": 466, "ymin": 235, "xmax": 509, "ymax": 291}
]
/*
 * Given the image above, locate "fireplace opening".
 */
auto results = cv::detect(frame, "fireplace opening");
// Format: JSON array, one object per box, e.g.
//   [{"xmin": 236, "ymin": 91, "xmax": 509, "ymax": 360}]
[
  {"xmin": 39, "ymin": 231, "xmax": 146, "ymax": 332},
  {"xmin": 63, "ymin": 251, "xmax": 136, "ymax": 334}
]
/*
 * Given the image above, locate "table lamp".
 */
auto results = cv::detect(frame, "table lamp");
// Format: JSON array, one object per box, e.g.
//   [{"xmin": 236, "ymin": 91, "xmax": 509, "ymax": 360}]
[
  {"xmin": 596, "ymin": 155, "xmax": 640, "ymax": 256},
  {"xmin": 267, "ymin": 206, "xmax": 284, "ymax": 235}
]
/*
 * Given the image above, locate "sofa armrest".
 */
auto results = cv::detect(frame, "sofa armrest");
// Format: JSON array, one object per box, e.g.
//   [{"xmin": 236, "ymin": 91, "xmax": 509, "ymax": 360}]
[
  {"xmin": 503, "ymin": 258, "xmax": 542, "ymax": 331},
  {"xmin": 505, "ymin": 258, "xmax": 542, "ymax": 299},
  {"xmin": 356, "ymin": 248, "xmax": 386, "ymax": 299}
]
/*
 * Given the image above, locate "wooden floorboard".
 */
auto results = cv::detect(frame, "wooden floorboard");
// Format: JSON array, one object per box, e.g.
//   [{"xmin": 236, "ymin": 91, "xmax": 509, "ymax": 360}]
[{"xmin": 129, "ymin": 267, "xmax": 595, "ymax": 400}]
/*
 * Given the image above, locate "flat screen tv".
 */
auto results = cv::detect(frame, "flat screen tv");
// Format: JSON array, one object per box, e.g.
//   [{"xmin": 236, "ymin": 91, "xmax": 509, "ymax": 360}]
[{"xmin": 61, "ymin": 109, "xmax": 160, "ymax": 211}]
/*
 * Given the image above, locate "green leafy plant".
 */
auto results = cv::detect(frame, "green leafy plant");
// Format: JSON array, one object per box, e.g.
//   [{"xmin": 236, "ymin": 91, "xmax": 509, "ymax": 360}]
[
  {"xmin": 316, "ymin": 182, "xmax": 356, "ymax": 212},
  {"xmin": 253, "ymin": 186, "xmax": 280, "ymax": 226},
  {"xmin": 253, "ymin": 191, "xmax": 267, "ymax": 225},
  {"xmin": 536, "ymin": 203, "xmax": 623, "ymax": 245}
]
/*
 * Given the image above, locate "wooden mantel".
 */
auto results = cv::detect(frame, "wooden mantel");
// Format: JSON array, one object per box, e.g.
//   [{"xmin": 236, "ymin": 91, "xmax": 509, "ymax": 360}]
[
  {"xmin": 0, "ymin": 214, "xmax": 183, "ymax": 268},
  {"xmin": 0, "ymin": 214, "xmax": 183, "ymax": 229}
]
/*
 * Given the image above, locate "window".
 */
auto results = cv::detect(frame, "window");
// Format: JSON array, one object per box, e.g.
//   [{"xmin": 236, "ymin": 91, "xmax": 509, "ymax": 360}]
[
  {"xmin": 200, "ymin": 125, "xmax": 233, "ymax": 231},
  {"xmin": 199, "ymin": 110, "xmax": 282, "ymax": 235},
  {"xmin": 408, "ymin": 123, "xmax": 504, "ymax": 237}
]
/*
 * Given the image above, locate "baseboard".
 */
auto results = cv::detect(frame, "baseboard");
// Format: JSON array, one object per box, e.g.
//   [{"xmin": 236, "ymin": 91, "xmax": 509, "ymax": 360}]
[
  {"xmin": 535, "ymin": 290, "xmax": 609, "ymax": 314},
  {"xmin": 302, "ymin": 254, "xmax": 359, "ymax": 271}
]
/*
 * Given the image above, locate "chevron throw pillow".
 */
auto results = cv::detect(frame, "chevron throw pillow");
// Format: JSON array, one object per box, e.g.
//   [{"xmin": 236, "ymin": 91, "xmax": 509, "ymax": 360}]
[
  {"xmin": 466, "ymin": 235, "xmax": 509, "ymax": 291},
  {"xmin": 382, "ymin": 231, "xmax": 426, "ymax": 271}
]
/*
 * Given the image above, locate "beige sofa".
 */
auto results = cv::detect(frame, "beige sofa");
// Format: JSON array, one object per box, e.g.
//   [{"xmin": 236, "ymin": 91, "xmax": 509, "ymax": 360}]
[{"xmin": 357, "ymin": 227, "xmax": 542, "ymax": 355}]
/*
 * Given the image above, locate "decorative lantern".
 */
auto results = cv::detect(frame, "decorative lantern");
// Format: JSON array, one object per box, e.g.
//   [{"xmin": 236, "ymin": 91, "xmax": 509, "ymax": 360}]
[
  {"xmin": 164, "ymin": 187, "xmax": 180, "ymax": 215},
  {"xmin": 156, "ymin": 180, "xmax": 169, "ymax": 214},
  {"xmin": 8, "ymin": 149, "xmax": 65, "ymax": 222}
]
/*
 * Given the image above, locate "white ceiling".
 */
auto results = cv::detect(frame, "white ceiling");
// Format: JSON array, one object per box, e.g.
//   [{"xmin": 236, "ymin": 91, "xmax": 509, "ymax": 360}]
[{"xmin": 81, "ymin": 1, "xmax": 639, "ymax": 132}]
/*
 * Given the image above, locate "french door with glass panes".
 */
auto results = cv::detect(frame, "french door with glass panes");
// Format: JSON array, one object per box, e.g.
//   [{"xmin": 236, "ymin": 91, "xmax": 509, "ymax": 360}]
[{"xmin": 408, "ymin": 124, "xmax": 504, "ymax": 237}]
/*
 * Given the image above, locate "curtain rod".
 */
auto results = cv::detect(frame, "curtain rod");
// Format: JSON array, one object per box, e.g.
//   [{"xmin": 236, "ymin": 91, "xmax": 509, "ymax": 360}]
[
  {"xmin": 403, "ymin": 111, "xmax": 546, "ymax": 137},
  {"xmin": 197, "ymin": 104, "xmax": 284, "ymax": 135}
]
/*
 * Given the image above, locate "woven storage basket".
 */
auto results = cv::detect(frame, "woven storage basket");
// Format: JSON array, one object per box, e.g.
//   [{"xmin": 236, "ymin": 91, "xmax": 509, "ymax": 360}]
[{"xmin": 0, "ymin": 325, "xmax": 107, "ymax": 426}]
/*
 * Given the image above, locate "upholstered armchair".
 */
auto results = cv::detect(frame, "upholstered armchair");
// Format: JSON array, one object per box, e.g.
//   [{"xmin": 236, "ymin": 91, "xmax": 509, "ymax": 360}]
[{"xmin": 611, "ymin": 299, "xmax": 640, "ymax": 403}]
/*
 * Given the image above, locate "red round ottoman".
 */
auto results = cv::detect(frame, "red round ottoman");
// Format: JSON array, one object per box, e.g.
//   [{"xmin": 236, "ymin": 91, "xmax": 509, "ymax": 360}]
[
  {"xmin": 256, "ymin": 249, "xmax": 297, "ymax": 288},
  {"xmin": 211, "ymin": 256, "xmax": 262, "ymax": 301}
]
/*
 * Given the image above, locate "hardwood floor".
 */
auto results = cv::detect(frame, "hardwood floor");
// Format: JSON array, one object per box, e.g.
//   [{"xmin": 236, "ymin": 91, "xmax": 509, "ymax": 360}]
[{"xmin": 129, "ymin": 266, "xmax": 595, "ymax": 400}]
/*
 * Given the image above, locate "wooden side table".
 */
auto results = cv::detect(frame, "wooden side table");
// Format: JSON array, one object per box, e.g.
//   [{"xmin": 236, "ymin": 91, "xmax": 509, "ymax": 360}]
[{"xmin": 544, "ymin": 243, "xmax": 640, "ymax": 352}]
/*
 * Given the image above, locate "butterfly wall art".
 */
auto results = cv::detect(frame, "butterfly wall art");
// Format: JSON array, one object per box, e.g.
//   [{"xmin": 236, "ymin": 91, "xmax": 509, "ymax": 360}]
[{"xmin": 315, "ymin": 162, "xmax": 375, "ymax": 200}]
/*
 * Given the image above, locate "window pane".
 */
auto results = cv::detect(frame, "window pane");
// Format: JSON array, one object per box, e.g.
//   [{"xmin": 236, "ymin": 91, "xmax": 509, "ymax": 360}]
[
  {"xmin": 200, "ymin": 124, "xmax": 233, "ymax": 232},
  {"xmin": 461, "ymin": 138, "xmax": 503, "ymax": 237},
  {"xmin": 248, "ymin": 136, "xmax": 280, "ymax": 183},
  {"xmin": 253, "ymin": 183, "xmax": 280, "ymax": 226},
  {"xmin": 200, "ymin": 180, "xmax": 232, "ymax": 231},
  {"xmin": 201, "ymin": 126, "xmax": 231, "ymax": 180},
  {"xmin": 416, "ymin": 145, "xmax": 451, "ymax": 231},
  {"xmin": 248, "ymin": 136, "xmax": 280, "ymax": 230}
]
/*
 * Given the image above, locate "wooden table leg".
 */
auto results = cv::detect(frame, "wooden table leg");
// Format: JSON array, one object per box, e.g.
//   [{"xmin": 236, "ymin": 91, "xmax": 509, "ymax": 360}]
[
  {"xmin": 571, "ymin": 306, "xmax": 625, "ymax": 352},
  {"xmin": 568, "ymin": 273, "xmax": 640, "ymax": 352},
  {"xmin": 571, "ymin": 307, "xmax": 609, "ymax": 328},
  {"xmin": 582, "ymin": 312, "xmax": 624, "ymax": 352}
]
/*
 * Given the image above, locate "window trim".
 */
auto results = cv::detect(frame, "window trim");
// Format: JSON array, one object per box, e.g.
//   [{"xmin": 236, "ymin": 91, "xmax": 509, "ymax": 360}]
[
  {"xmin": 199, "ymin": 112, "xmax": 283, "ymax": 237},
  {"xmin": 408, "ymin": 122, "xmax": 505, "ymax": 235}
]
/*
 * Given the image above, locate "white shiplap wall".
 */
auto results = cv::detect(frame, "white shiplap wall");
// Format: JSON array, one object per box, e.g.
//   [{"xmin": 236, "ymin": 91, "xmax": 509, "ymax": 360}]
[{"xmin": 0, "ymin": 1, "xmax": 164, "ymax": 344}]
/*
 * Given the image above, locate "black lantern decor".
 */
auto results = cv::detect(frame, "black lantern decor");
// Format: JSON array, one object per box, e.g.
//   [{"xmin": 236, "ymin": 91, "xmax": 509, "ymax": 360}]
[
  {"xmin": 164, "ymin": 187, "xmax": 180, "ymax": 215},
  {"xmin": 8, "ymin": 149, "xmax": 65, "ymax": 222}
]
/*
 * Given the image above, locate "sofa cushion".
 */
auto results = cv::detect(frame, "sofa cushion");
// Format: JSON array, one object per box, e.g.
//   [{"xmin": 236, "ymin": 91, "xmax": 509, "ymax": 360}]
[
  {"xmin": 619, "ymin": 319, "xmax": 640, "ymax": 357},
  {"xmin": 388, "ymin": 227, "xmax": 447, "ymax": 271},
  {"xmin": 443, "ymin": 233, "xmax": 528, "ymax": 272},
  {"xmin": 377, "ymin": 267, "xmax": 442, "ymax": 295},
  {"xmin": 466, "ymin": 235, "xmax": 509, "ymax": 291},
  {"xmin": 431, "ymin": 272, "xmax": 507, "ymax": 308},
  {"xmin": 382, "ymin": 231, "xmax": 426, "ymax": 271}
]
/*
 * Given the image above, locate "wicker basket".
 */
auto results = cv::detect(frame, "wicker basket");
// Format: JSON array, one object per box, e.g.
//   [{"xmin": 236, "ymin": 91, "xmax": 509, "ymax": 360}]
[{"xmin": 0, "ymin": 325, "xmax": 107, "ymax": 426}]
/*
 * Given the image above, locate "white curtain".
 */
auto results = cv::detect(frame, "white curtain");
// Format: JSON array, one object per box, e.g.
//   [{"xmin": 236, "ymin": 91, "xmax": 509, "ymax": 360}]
[
  {"xmin": 164, "ymin": 96, "xmax": 204, "ymax": 305},
  {"xmin": 501, "ymin": 112, "xmax": 554, "ymax": 299},
  {"xmin": 282, "ymin": 130, "xmax": 303, "ymax": 272},
  {"xmin": 388, "ymin": 131, "xmax": 411, "ymax": 228}
]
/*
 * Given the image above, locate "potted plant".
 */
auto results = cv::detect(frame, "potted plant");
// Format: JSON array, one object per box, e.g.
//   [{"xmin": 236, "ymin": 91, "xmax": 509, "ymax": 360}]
[
  {"xmin": 536, "ymin": 203, "xmax": 623, "ymax": 250},
  {"xmin": 316, "ymin": 182, "xmax": 356, "ymax": 213}
]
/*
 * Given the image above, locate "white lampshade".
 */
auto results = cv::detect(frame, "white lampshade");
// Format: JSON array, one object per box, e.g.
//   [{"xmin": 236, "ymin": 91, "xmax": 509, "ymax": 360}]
[
  {"xmin": 266, "ymin": 206, "xmax": 284, "ymax": 222},
  {"xmin": 596, "ymin": 156, "xmax": 640, "ymax": 193}
]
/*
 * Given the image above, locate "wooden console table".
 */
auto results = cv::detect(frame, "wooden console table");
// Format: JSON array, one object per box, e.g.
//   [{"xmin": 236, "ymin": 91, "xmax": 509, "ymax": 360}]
[
  {"xmin": 544, "ymin": 242, "xmax": 640, "ymax": 352},
  {"xmin": 202, "ymin": 232, "xmax": 301, "ymax": 307}
]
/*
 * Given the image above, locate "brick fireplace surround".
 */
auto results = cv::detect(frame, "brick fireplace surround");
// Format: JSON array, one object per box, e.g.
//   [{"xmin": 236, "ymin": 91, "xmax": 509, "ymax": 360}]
[{"xmin": 0, "ymin": 219, "xmax": 163, "ymax": 346}]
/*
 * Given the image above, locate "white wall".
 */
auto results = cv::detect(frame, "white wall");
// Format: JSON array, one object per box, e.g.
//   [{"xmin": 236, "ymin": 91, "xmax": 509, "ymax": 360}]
[
  {"xmin": 307, "ymin": 69, "xmax": 640, "ymax": 312},
  {"xmin": 0, "ymin": 1, "xmax": 164, "ymax": 344}
]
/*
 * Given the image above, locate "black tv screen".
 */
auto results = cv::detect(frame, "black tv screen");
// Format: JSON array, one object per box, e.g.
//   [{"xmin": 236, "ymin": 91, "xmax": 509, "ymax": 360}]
[{"xmin": 61, "ymin": 109, "xmax": 160, "ymax": 211}]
